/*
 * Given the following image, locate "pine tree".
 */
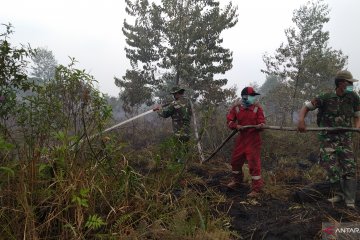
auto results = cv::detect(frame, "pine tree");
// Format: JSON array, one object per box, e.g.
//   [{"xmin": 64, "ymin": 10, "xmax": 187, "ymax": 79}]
[
  {"xmin": 116, "ymin": 0, "xmax": 238, "ymax": 111},
  {"xmin": 262, "ymin": 0, "xmax": 347, "ymax": 122}
]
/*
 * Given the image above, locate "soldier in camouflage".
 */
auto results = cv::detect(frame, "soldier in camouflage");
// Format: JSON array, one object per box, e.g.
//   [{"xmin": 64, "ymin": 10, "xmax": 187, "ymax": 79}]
[
  {"xmin": 298, "ymin": 70, "xmax": 360, "ymax": 209},
  {"xmin": 153, "ymin": 86, "xmax": 192, "ymax": 162}
]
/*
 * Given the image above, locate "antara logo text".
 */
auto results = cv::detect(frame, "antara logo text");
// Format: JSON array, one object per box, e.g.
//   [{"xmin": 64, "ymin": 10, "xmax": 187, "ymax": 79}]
[
  {"xmin": 323, "ymin": 225, "xmax": 360, "ymax": 237},
  {"xmin": 335, "ymin": 227, "xmax": 360, "ymax": 233}
]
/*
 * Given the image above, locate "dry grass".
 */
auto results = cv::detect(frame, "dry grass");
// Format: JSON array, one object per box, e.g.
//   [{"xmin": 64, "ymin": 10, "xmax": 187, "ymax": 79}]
[{"xmin": 2, "ymin": 117, "xmax": 360, "ymax": 239}]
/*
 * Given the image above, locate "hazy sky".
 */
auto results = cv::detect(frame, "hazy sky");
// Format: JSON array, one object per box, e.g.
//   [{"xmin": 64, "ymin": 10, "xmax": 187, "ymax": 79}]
[{"xmin": 1, "ymin": 0, "xmax": 360, "ymax": 97}]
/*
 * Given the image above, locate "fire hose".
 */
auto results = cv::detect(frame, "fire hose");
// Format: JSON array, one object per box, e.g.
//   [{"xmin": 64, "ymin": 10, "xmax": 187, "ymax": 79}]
[{"xmin": 202, "ymin": 125, "xmax": 360, "ymax": 163}]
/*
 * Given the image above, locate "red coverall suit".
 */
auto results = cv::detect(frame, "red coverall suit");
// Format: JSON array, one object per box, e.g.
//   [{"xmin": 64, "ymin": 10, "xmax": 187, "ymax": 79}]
[{"xmin": 226, "ymin": 103, "xmax": 265, "ymax": 192}]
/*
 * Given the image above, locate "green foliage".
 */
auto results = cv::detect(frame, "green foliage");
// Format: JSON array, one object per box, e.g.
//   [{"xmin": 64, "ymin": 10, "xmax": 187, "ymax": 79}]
[
  {"xmin": 0, "ymin": 135, "xmax": 14, "ymax": 151},
  {"xmin": 85, "ymin": 214, "xmax": 106, "ymax": 230},
  {"xmin": 38, "ymin": 163, "xmax": 52, "ymax": 178},
  {"xmin": 117, "ymin": 159, "xmax": 144, "ymax": 202},
  {"xmin": 0, "ymin": 23, "xmax": 115, "ymax": 239},
  {"xmin": 15, "ymin": 59, "xmax": 111, "ymax": 161},
  {"xmin": 72, "ymin": 188, "xmax": 90, "ymax": 208},
  {"xmin": 0, "ymin": 23, "xmax": 33, "ymax": 119},
  {"xmin": 0, "ymin": 166, "xmax": 14, "ymax": 177},
  {"xmin": 0, "ymin": 24, "xmax": 31, "ymax": 90},
  {"xmin": 117, "ymin": 0, "xmax": 238, "ymax": 111},
  {"xmin": 158, "ymin": 136, "xmax": 189, "ymax": 165}
]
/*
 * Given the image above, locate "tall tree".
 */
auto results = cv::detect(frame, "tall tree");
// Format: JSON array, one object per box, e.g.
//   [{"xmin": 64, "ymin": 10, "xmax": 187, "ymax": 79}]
[
  {"xmin": 117, "ymin": 0, "xmax": 238, "ymax": 111},
  {"xmin": 30, "ymin": 47, "xmax": 57, "ymax": 83},
  {"xmin": 259, "ymin": 74, "xmax": 281, "ymax": 96},
  {"xmin": 259, "ymin": 75, "xmax": 288, "ymax": 124},
  {"xmin": 262, "ymin": 0, "xmax": 347, "ymax": 122}
]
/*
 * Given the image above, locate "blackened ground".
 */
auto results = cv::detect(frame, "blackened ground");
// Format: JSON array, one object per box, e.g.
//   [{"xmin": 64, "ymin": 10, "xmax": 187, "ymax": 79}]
[{"xmin": 188, "ymin": 161, "xmax": 360, "ymax": 240}]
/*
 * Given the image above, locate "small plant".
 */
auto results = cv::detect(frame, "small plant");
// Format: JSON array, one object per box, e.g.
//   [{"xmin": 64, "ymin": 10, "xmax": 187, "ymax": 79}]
[
  {"xmin": 0, "ymin": 166, "xmax": 14, "ymax": 177},
  {"xmin": 85, "ymin": 214, "xmax": 106, "ymax": 230},
  {"xmin": 72, "ymin": 188, "xmax": 90, "ymax": 208},
  {"xmin": 0, "ymin": 136, "xmax": 14, "ymax": 152}
]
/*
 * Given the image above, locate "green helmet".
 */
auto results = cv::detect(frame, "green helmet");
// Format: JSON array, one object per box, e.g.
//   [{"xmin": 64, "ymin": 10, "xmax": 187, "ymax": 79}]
[
  {"xmin": 170, "ymin": 86, "xmax": 185, "ymax": 94},
  {"xmin": 335, "ymin": 70, "xmax": 359, "ymax": 82}
]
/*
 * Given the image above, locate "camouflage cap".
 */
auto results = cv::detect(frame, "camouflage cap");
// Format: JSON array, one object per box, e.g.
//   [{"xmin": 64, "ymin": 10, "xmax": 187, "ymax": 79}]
[
  {"xmin": 170, "ymin": 86, "xmax": 185, "ymax": 94},
  {"xmin": 335, "ymin": 70, "xmax": 359, "ymax": 82}
]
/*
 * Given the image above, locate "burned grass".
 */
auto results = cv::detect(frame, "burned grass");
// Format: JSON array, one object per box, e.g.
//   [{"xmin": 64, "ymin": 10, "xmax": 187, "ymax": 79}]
[{"xmin": 187, "ymin": 159, "xmax": 360, "ymax": 240}]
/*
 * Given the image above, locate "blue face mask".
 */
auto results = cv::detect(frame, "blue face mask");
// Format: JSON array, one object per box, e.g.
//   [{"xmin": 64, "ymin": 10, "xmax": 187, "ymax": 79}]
[
  {"xmin": 242, "ymin": 95, "xmax": 256, "ymax": 106},
  {"xmin": 346, "ymin": 85, "xmax": 354, "ymax": 93}
]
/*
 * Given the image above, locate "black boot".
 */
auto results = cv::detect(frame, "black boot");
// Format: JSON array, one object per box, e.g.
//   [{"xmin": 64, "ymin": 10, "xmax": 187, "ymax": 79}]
[
  {"xmin": 341, "ymin": 178, "xmax": 357, "ymax": 209},
  {"xmin": 327, "ymin": 182, "xmax": 343, "ymax": 203}
]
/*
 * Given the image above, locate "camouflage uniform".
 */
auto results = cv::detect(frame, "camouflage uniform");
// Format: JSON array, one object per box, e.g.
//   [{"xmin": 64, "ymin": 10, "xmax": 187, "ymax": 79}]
[
  {"xmin": 314, "ymin": 91, "xmax": 360, "ymax": 183},
  {"xmin": 300, "ymin": 70, "xmax": 360, "ymax": 207},
  {"xmin": 158, "ymin": 96, "xmax": 192, "ymax": 142},
  {"xmin": 157, "ymin": 92, "xmax": 192, "ymax": 162}
]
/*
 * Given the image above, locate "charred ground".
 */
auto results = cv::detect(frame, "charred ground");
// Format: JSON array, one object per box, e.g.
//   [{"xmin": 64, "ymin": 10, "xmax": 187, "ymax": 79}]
[{"xmin": 186, "ymin": 159, "xmax": 360, "ymax": 240}]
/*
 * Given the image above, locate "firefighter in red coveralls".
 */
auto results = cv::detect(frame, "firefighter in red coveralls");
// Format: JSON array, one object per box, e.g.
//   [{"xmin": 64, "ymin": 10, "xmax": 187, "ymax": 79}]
[{"xmin": 226, "ymin": 87, "xmax": 265, "ymax": 197}]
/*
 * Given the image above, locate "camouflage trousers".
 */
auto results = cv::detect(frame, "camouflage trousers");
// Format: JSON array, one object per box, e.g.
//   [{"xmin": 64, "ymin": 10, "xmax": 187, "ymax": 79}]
[
  {"xmin": 319, "ymin": 133, "xmax": 356, "ymax": 183},
  {"xmin": 171, "ymin": 134, "xmax": 190, "ymax": 163}
]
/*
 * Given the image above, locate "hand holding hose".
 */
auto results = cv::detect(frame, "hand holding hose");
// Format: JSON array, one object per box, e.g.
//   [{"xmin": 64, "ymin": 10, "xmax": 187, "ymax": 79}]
[
  {"xmin": 297, "ymin": 120, "xmax": 307, "ymax": 132},
  {"xmin": 153, "ymin": 104, "xmax": 161, "ymax": 111}
]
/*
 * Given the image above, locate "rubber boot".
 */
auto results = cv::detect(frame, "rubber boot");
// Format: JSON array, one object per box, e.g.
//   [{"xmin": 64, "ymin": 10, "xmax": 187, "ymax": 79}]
[
  {"xmin": 327, "ymin": 182, "xmax": 343, "ymax": 203},
  {"xmin": 227, "ymin": 172, "xmax": 244, "ymax": 188},
  {"xmin": 341, "ymin": 179, "xmax": 357, "ymax": 209}
]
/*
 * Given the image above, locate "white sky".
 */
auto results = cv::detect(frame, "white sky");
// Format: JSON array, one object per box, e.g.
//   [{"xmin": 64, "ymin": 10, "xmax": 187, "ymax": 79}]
[{"xmin": 1, "ymin": 0, "xmax": 360, "ymax": 97}]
